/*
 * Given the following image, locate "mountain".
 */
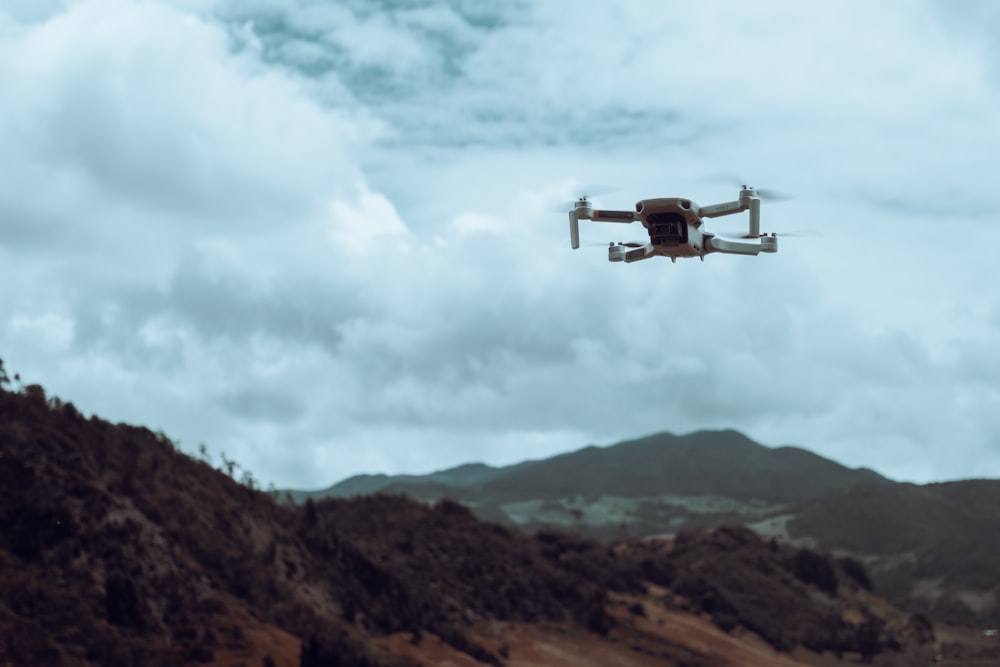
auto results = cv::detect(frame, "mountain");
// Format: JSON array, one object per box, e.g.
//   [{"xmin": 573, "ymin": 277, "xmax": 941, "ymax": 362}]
[
  {"xmin": 0, "ymin": 368, "xmax": 952, "ymax": 666},
  {"xmin": 299, "ymin": 430, "xmax": 891, "ymax": 539},
  {"xmin": 298, "ymin": 430, "xmax": 1000, "ymax": 629},
  {"xmin": 290, "ymin": 462, "xmax": 505, "ymax": 503},
  {"xmin": 309, "ymin": 431, "xmax": 887, "ymax": 502},
  {"xmin": 471, "ymin": 430, "xmax": 889, "ymax": 502}
]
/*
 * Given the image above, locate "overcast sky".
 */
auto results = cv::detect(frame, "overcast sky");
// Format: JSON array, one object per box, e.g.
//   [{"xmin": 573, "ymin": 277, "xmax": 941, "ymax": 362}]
[{"xmin": 2, "ymin": 0, "xmax": 999, "ymax": 489}]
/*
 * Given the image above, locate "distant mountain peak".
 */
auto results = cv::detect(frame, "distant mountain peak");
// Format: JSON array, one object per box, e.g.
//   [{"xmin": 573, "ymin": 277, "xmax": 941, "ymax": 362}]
[{"xmin": 297, "ymin": 428, "xmax": 888, "ymax": 506}]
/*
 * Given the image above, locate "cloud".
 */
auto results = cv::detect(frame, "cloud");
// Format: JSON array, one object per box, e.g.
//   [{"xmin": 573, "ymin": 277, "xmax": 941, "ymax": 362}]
[
  {"xmin": 2, "ymin": 0, "xmax": 999, "ymax": 489},
  {"xmin": 219, "ymin": 386, "xmax": 304, "ymax": 422},
  {"xmin": 1, "ymin": 1, "xmax": 373, "ymax": 232},
  {"xmin": 0, "ymin": 1, "xmax": 69, "ymax": 23}
]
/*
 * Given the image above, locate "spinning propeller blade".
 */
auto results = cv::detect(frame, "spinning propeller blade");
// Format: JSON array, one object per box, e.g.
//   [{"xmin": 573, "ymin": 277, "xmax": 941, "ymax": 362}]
[
  {"xmin": 753, "ymin": 188, "xmax": 795, "ymax": 202},
  {"xmin": 714, "ymin": 229, "xmax": 822, "ymax": 239},
  {"xmin": 573, "ymin": 183, "xmax": 619, "ymax": 198},
  {"xmin": 551, "ymin": 183, "xmax": 620, "ymax": 213},
  {"xmin": 698, "ymin": 173, "xmax": 795, "ymax": 201},
  {"xmin": 769, "ymin": 230, "xmax": 823, "ymax": 238}
]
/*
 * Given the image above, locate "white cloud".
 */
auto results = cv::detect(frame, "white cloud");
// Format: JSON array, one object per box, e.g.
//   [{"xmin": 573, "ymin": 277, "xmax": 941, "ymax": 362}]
[
  {"xmin": 327, "ymin": 186, "xmax": 409, "ymax": 248},
  {"xmin": 0, "ymin": 0, "xmax": 365, "ymax": 230}
]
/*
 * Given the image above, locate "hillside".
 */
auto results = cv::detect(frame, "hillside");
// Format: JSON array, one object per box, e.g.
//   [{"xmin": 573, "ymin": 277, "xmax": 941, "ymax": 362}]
[
  {"xmin": 298, "ymin": 431, "xmax": 1000, "ymax": 630},
  {"xmin": 786, "ymin": 480, "xmax": 1000, "ymax": 627},
  {"xmin": 0, "ymin": 367, "xmax": 947, "ymax": 666},
  {"xmin": 0, "ymin": 380, "xmax": 625, "ymax": 665}
]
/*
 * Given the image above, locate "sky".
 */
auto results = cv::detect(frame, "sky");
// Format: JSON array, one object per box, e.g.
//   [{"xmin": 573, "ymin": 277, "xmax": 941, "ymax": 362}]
[{"xmin": 2, "ymin": 0, "xmax": 999, "ymax": 489}]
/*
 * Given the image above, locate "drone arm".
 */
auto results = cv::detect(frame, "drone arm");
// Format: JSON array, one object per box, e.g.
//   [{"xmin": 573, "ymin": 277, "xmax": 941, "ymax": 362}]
[
  {"xmin": 569, "ymin": 204, "xmax": 635, "ymax": 250},
  {"xmin": 592, "ymin": 209, "xmax": 636, "ymax": 223},
  {"xmin": 699, "ymin": 190, "xmax": 761, "ymax": 237},
  {"xmin": 697, "ymin": 199, "xmax": 746, "ymax": 219}
]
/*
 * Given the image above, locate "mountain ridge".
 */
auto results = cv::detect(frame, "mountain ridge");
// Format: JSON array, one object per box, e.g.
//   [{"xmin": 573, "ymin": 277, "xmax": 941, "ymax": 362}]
[{"xmin": 297, "ymin": 429, "xmax": 890, "ymax": 504}]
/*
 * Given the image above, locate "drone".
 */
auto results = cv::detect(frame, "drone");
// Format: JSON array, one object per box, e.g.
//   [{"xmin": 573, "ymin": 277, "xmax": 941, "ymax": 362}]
[{"xmin": 568, "ymin": 186, "xmax": 779, "ymax": 263}]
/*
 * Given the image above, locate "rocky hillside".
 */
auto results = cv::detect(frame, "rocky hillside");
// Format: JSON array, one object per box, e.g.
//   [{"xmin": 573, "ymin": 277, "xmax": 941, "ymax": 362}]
[{"xmin": 0, "ymin": 365, "xmax": 950, "ymax": 666}]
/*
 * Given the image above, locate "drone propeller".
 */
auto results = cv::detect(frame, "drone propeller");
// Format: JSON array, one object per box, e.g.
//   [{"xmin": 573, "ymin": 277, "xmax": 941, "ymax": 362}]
[
  {"xmin": 715, "ymin": 230, "xmax": 822, "ymax": 239},
  {"xmin": 767, "ymin": 230, "xmax": 823, "ymax": 238},
  {"xmin": 698, "ymin": 173, "xmax": 795, "ymax": 201},
  {"xmin": 752, "ymin": 188, "xmax": 795, "ymax": 202},
  {"xmin": 552, "ymin": 183, "xmax": 620, "ymax": 213},
  {"xmin": 572, "ymin": 183, "xmax": 619, "ymax": 198}
]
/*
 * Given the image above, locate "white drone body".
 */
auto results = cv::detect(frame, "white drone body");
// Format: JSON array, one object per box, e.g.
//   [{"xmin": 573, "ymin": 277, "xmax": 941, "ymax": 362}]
[{"xmin": 568, "ymin": 186, "xmax": 778, "ymax": 263}]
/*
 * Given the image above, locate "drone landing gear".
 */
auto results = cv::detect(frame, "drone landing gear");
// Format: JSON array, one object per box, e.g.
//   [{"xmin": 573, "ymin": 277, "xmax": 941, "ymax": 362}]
[
  {"xmin": 705, "ymin": 235, "xmax": 777, "ymax": 255},
  {"xmin": 609, "ymin": 244, "xmax": 654, "ymax": 263}
]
